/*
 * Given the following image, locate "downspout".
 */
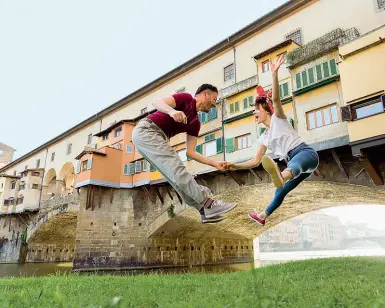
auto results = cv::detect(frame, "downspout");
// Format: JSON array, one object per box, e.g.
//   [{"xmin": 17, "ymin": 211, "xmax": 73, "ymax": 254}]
[{"xmin": 288, "ymin": 67, "xmax": 299, "ymax": 129}]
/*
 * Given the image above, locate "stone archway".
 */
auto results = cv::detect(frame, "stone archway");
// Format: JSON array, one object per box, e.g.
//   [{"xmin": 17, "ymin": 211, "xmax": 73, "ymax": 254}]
[
  {"xmin": 58, "ymin": 162, "xmax": 75, "ymax": 195},
  {"xmin": 42, "ymin": 168, "xmax": 57, "ymax": 201}
]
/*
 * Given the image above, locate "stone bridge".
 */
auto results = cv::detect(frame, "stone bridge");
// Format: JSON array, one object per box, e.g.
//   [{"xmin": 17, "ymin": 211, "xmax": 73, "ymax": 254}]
[
  {"xmin": 342, "ymin": 237, "xmax": 385, "ymax": 249},
  {"xmin": 25, "ymin": 194, "xmax": 79, "ymax": 262},
  {"xmin": 7, "ymin": 146, "xmax": 385, "ymax": 270}
]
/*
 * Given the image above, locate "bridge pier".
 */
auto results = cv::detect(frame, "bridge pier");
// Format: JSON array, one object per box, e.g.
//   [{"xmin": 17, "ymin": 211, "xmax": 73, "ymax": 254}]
[{"xmin": 72, "ymin": 186, "xmax": 253, "ymax": 271}]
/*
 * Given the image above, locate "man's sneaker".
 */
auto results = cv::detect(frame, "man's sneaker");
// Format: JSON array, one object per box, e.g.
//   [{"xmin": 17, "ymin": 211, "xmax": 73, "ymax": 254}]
[
  {"xmin": 202, "ymin": 197, "xmax": 238, "ymax": 219},
  {"xmin": 261, "ymin": 155, "xmax": 284, "ymax": 188},
  {"xmin": 248, "ymin": 212, "xmax": 265, "ymax": 226},
  {"xmin": 201, "ymin": 214, "xmax": 225, "ymax": 224}
]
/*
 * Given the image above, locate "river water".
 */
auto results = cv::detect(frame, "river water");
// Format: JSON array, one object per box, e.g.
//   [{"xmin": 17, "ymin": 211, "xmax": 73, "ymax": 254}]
[{"xmin": 1, "ymin": 248, "xmax": 385, "ymax": 278}]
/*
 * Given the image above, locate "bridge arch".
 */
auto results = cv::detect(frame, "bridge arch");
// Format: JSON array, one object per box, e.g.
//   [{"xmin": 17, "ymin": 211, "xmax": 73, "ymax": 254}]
[{"xmin": 58, "ymin": 162, "xmax": 75, "ymax": 195}]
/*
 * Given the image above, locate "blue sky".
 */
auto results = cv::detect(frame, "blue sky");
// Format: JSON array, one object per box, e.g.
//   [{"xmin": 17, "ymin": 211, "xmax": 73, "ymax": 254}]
[{"xmin": 0, "ymin": 0, "xmax": 287, "ymax": 159}]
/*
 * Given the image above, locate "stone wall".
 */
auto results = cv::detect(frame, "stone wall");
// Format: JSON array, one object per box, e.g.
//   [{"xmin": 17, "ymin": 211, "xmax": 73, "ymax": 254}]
[{"xmin": 0, "ymin": 215, "xmax": 25, "ymax": 263}]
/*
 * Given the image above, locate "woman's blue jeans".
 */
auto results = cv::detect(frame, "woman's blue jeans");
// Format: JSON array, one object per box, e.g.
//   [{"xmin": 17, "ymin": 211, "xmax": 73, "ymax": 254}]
[{"xmin": 265, "ymin": 143, "xmax": 319, "ymax": 215}]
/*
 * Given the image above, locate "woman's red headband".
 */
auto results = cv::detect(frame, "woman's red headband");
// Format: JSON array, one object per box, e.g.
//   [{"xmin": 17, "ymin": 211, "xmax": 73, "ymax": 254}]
[{"xmin": 255, "ymin": 85, "xmax": 274, "ymax": 114}]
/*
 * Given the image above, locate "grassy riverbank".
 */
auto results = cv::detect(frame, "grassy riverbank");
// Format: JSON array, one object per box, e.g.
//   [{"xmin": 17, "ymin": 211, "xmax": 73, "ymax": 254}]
[{"xmin": 1, "ymin": 257, "xmax": 385, "ymax": 307}]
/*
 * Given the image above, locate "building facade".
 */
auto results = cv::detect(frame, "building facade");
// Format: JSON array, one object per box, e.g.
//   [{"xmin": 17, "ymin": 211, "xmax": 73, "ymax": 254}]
[{"xmin": 0, "ymin": 0, "xmax": 384, "ymax": 216}]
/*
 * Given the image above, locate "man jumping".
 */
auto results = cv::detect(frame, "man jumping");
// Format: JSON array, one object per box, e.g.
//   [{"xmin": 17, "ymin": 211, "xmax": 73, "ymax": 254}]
[{"xmin": 132, "ymin": 84, "xmax": 238, "ymax": 223}]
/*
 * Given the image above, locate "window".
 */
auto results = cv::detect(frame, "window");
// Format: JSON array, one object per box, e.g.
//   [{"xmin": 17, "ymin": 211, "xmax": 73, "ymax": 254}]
[
  {"xmin": 11, "ymin": 182, "xmax": 16, "ymax": 189},
  {"xmin": 114, "ymin": 127, "xmax": 122, "ymax": 137},
  {"xmin": 0, "ymin": 150, "xmax": 3, "ymax": 156},
  {"xmin": 176, "ymin": 87, "xmax": 185, "ymax": 93},
  {"xmin": 67, "ymin": 144, "xmax": 72, "ymax": 155},
  {"xmin": 229, "ymin": 101, "xmax": 240, "ymax": 114},
  {"xmin": 243, "ymin": 96, "xmax": 254, "ymax": 109},
  {"xmin": 355, "ymin": 101, "xmax": 384, "ymax": 119},
  {"xmin": 262, "ymin": 60, "xmax": 270, "ymax": 73},
  {"xmin": 13, "ymin": 171, "xmax": 16, "ymax": 176},
  {"xmin": 224, "ymin": 64, "xmax": 234, "ymax": 82},
  {"xmin": 102, "ymin": 134, "xmax": 109, "ymax": 141},
  {"xmin": 236, "ymin": 134, "xmax": 252, "ymax": 150},
  {"xmin": 199, "ymin": 107, "xmax": 218, "ymax": 123},
  {"xmin": 295, "ymin": 59, "xmax": 338, "ymax": 90},
  {"xmin": 178, "ymin": 149, "xmax": 187, "ymax": 162},
  {"xmin": 285, "ymin": 29, "xmax": 302, "ymax": 45},
  {"xmin": 135, "ymin": 161, "xmax": 142, "ymax": 173},
  {"xmin": 51, "ymin": 152, "xmax": 55, "ymax": 162},
  {"xmin": 81, "ymin": 160, "xmax": 88, "ymax": 172},
  {"xmin": 204, "ymin": 133, "xmax": 215, "ymax": 142},
  {"xmin": 204, "ymin": 140, "xmax": 217, "ymax": 157},
  {"xmin": 306, "ymin": 104, "xmax": 339, "ymax": 130},
  {"xmin": 1, "ymin": 183, "xmax": 3, "ymax": 189},
  {"xmin": 19, "ymin": 183, "xmax": 25, "ymax": 190},
  {"xmin": 126, "ymin": 145, "xmax": 133, "ymax": 153},
  {"xmin": 32, "ymin": 184, "xmax": 39, "ymax": 189},
  {"xmin": 32, "ymin": 172, "xmax": 40, "ymax": 177},
  {"xmin": 87, "ymin": 134, "xmax": 93, "ymax": 145},
  {"xmin": 16, "ymin": 196, "xmax": 24, "ymax": 205},
  {"xmin": 279, "ymin": 82, "xmax": 290, "ymax": 98},
  {"xmin": 141, "ymin": 108, "xmax": 148, "ymax": 115},
  {"xmin": 377, "ymin": 0, "xmax": 385, "ymax": 9},
  {"xmin": 36, "ymin": 159, "xmax": 40, "ymax": 168}
]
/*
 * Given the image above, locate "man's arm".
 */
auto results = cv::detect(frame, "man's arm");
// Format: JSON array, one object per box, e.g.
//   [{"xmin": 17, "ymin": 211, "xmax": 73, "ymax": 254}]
[
  {"xmin": 152, "ymin": 96, "xmax": 187, "ymax": 123},
  {"xmin": 185, "ymin": 135, "xmax": 226, "ymax": 171},
  {"xmin": 271, "ymin": 54, "xmax": 286, "ymax": 119},
  {"xmin": 226, "ymin": 143, "xmax": 267, "ymax": 170}
]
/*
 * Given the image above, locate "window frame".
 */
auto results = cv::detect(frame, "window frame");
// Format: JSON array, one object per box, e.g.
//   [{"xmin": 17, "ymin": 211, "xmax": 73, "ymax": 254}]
[
  {"xmin": 235, "ymin": 133, "xmax": 252, "ymax": 151},
  {"xmin": 262, "ymin": 60, "xmax": 270, "ymax": 73},
  {"xmin": 224, "ymin": 63, "xmax": 235, "ymax": 82},
  {"xmin": 306, "ymin": 103, "xmax": 339, "ymax": 130}
]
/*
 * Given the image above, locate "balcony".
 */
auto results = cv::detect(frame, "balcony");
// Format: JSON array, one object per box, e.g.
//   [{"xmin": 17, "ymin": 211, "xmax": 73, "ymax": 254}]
[
  {"xmin": 218, "ymin": 75, "xmax": 257, "ymax": 99},
  {"xmin": 286, "ymin": 28, "xmax": 360, "ymax": 68}
]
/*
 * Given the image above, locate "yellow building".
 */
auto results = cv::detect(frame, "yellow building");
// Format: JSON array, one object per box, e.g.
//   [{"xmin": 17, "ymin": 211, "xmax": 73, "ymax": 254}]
[{"xmin": 338, "ymin": 24, "xmax": 385, "ymax": 185}]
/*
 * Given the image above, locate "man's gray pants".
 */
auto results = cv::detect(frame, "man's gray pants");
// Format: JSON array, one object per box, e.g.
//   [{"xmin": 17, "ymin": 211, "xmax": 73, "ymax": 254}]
[{"xmin": 132, "ymin": 118, "xmax": 212, "ymax": 211}]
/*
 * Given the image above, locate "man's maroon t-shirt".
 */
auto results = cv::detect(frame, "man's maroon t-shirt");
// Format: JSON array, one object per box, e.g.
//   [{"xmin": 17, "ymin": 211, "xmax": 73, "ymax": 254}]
[{"xmin": 146, "ymin": 93, "xmax": 200, "ymax": 139}]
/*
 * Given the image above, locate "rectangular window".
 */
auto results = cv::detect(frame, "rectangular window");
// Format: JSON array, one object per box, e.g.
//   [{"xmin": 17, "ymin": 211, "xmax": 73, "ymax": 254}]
[
  {"xmin": 32, "ymin": 184, "xmax": 39, "ymax": 189},
  {"xmin": 262, "ymin": 60, "xmax": 270, "ymax": 73},
  {"xmin": 126, "ymin": 145, "xmax": 133, "ymax": 153},
  {"xmin": 87, "ymin": 134, "xmax": 93, "ymax": 145},
  {"xmin": 135, "ymin": 161, "xmax": 142, "ymax": 173},
  {"xmin": 123, "ymin": 163, "xmax": 135, "ymax": 175},
  {"xmin": 11, "ymin": 182, "xmax": 16, "ymax": 189},
  {"xmin": 234, "ymin": 101, "xmax": 239, "ymax": 112},
  {"xmin": 306, "ymin": 104, "xmax": 339, "ymax": 130},
  {"xmin": 32, "ymin": 172, "xmax": 40, "ymax": 177},
  {"xmin": 67, "ymin": 144, "xmax": 72, "ymax": 155},
  {"xmin": 204, "ymin": 133, "xmax": 215, "ymax": 142},
  {"xmin": 285, "ymin": 29, "xmax": 302, "ymax": 45},
  {"xmin": 224, "ymin": 64, "xmax": 234, "ymax": 82},
  {"xmin": 141, "ymin": 107, "xmax": 148, "ymax": 115},
  {"xmin": 81, "ymin": 160, "xmax": 88, "ymax": 172},
  {"xmin": 114, "ymin": 128, "xmax": 122, "ymax": 137},
  {"xmin": 102, "ymin": 134, "xmax": 109, "ymax": 141},
  {"xmin": 377, "ymin": 0, "xmax": 385, "ymax": 9},
  {"xmin": 142, "ymin": 160, "xmax": 148, "ymax": 172},
  {"xmin": 178, "ymin": 149, "xmax": 187, "ymax": 162},
  {"xmin": 51, "ymin": 152, "xmax": 55, "ymax": 162},
  {"xmin": 36, "ymin": 159, "xmax": 40, "ymax": 168},
  {"xmin": 204, "ymin": 140, "xmax": 217, "ymax": 157},
  {"xmin": 235, "ymin": 134, "xmax": 252, "ymax": 150},
  {"xmin": 176, "ymin": 87, "xmax": 186, "ymax": 93},
  {"xmin": 355, "ymin": 101, "xmax": 384, "ymax": 119}
]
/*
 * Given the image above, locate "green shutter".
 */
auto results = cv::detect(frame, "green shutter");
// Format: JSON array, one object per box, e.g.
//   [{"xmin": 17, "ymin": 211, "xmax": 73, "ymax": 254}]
[
  {"xmin": 225, "ymin": 138, "xmax": 235, "ymax": 153},
  {"xmin": 196, "ymin": 144, "xmax": 203, "ymax": 154},
  {"xmin": 230, "ymin": 103, "xmax": 234, "ymax": 114},
  {"xmin": 330, "ymin": 59, "xmax": 337, "ymax": 75},
  {"xmin": 203, "ymin": 113, "xmax": 209, "ymax": 123},
  {"xmin": 308, "ymin": 68, "xmax": 315, "ymax": 84},
  {"xmin": 198, "ymin": 113, "xmax": 203, "ymax": 123},
  {"xmin": 216, "ymin": 138, "xmax": 223, "ymax": 153},
  {"xmin": 283, "ymin": 83, "xmax": 289, "ymax": 97},
  {"xmin": 211, "ymin": 107, "xmax": 217, "ymax": 120},
  {"xmin": 258, "ymin": 127, "xmax": 266, "ymax": 136},
  {"xmin": 234, "ymin": 101, "xmax": 240, "ymax": 112},
  {"xmin": 323, "ymin": 62, "xmax": 330, "ymax": 78},
  {"xmin": 204, "ymin": 133, "xmax": 215, "ymax": 142},
  {"xmin": 279, "ymin": 84, "xmax": 283, "ymax": 98},
  {"xmin": 316, "ymin": 65, "xmax": 322, "ymax": 81},
  {"xmin": 302, "ymin": 71, "xmax": 308, "ymax": 87},
  {"xmin": 150, "ymin": 163, "xmax": 156, "ymax": 172},
  {"xmin": 248, "ymin": 96, "xmax": 253, "ymax": 106},
  {"xmin": 289, "ymin": 117, "xmax": 295, "ymax": 128},
  {"xmin": 295, "ymin": 73, "xmax": 302, "ymax": 89},
  {"xmin": 243, "ymin": 98, "xmax": 248, "ymax": 109}
]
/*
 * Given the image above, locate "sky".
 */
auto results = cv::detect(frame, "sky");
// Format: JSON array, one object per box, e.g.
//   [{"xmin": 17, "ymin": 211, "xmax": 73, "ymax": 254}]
[{"xmin": 0, "ymin": 0, "xmax": 288, "ymax": 159}]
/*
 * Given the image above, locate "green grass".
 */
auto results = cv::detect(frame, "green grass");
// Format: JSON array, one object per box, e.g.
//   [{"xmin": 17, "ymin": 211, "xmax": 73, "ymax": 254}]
[{"xmin": 1, "ymin": 257, "xmax": 385, "ymax": 307}]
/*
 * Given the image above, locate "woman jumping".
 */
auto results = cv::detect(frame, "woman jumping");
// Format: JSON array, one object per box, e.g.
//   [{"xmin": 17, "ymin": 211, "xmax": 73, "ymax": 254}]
[{"xmin": 226, "ymin": 54, "xmax": 319, "ymax": 226}]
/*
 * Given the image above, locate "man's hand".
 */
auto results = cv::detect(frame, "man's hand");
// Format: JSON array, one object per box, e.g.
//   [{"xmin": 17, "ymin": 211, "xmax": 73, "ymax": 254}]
[
  {"xmin": 169, "ymin": 110, "xmax": 187, "ymax": 124},
  {"xmin": 213, "ymin": 161, "xmax": 227, "ymax": 171},
  {"xmin": 224, "ymin": 162, "xmax": 237, "ymax": 171}
]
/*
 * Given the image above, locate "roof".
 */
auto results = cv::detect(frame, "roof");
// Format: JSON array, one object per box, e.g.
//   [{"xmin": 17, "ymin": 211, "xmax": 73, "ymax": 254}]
[
  {"xmin": 94, "ymin": 120, "xmax": 134, "ymax": 137},
  {"xmin": 75, "ymin": 149, "xmax": 107, "ymax": 160},
  {"xmin": 0, "ymin": 174, "xmax": 21, "ymax": 179},
  {"xmin": 253, "ymin": 39, "xmax": 297, "ymax": 59},
  {"xmin": 0, "ymin": 0, "xmax": 313, "ymax": 173}
]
